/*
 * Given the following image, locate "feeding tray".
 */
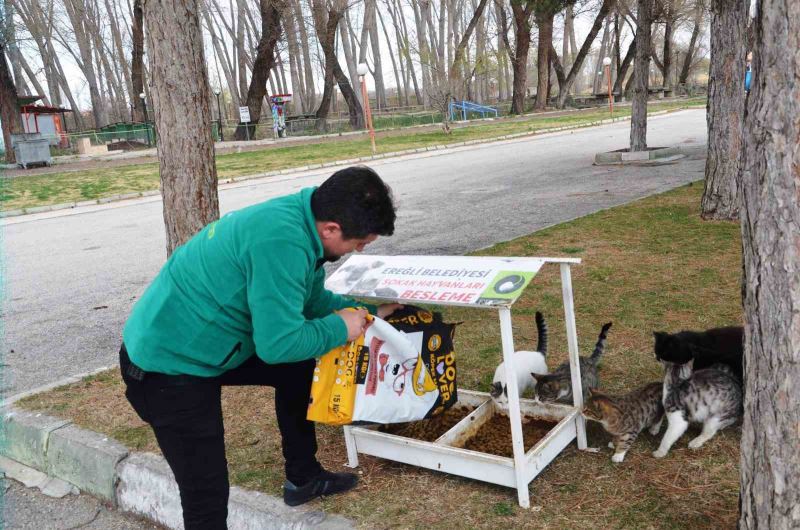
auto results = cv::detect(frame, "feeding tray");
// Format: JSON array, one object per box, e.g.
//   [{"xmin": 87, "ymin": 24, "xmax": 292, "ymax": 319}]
[{"xmin": 326, "ymin": 255, "xmax": 587, "ymax": 508}]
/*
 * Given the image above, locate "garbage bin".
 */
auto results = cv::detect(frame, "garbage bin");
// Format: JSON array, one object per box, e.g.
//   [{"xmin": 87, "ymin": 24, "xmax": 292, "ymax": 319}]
[{"xmin": 13, "ymin": 136, "xmax": 52, "ymax": 169}]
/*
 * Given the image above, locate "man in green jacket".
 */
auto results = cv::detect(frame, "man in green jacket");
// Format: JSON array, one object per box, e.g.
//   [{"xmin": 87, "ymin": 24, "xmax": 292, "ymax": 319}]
[{"xmin": 120, "ymin": 166, "xmax": 399, "ymax": 529}]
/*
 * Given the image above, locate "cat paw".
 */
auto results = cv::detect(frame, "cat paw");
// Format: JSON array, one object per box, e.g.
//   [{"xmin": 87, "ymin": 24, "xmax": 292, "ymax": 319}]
[
  {"xmin": 648, "ymin": 425, "xmax": 662, "ymax": 436},
  {"xmin": 608, "ymin": 441, "xmax": 615, "ymax": 449},
  {"xmin": 652, "ymin": 449, "xmax": 668, "ymax": 459},
  {"xmin": 582, "ymin": 447, "xmax": 602, "ymax": 453},
  {"xmin": 611, "ymin": 452, "xmax": 626, "ymax": 463},
  {"xmin": 688, "ymin": 437, "xmax": 706, "ymax": 449}
]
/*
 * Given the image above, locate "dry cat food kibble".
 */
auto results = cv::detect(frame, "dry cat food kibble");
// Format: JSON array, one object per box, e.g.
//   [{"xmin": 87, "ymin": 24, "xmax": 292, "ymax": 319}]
[
  {"xmin": 461, "ymin": 415, "xmax": 557, "ymax": 457},
  {"xmin": 380, "ymin": 407, "xmax": 475, "ymax": 442}
]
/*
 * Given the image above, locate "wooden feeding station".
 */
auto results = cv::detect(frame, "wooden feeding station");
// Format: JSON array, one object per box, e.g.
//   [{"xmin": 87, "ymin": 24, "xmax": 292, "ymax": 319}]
[{"xmin": 325, "ymin": 255, "xmax": 587, "ymax": 508}]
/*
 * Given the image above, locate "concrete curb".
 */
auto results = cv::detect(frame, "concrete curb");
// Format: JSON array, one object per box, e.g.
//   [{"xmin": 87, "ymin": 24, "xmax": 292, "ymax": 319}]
[
  {"xmin": 0, "ymin": 406, "xmax": 355, "ymax": 529},
  {"xmin": 1, "ymin": 107, "xmax": 700, "ymax": 219},
  {"xmin": 593, "ymin": 144, "xmax": 704, "ymax": 165}
]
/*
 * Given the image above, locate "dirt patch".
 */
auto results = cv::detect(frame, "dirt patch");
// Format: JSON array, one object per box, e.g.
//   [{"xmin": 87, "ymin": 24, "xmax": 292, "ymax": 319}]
[{"xmin": 462, "ymin": 415, "xmax": 557, "ymax": 457}]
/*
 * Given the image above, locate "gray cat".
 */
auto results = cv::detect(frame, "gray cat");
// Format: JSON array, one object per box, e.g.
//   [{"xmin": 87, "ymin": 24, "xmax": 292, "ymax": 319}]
[
  {"xmin": 653, "ymin": 359, "xmax": 742, "ymax": 458},
  {"xmin": 533, "ymin": 322, "xmax": 612, "ymax": 404},
  {"xmin": 582, "ymin": 382, "xmax": 664, "ymax": 463}
]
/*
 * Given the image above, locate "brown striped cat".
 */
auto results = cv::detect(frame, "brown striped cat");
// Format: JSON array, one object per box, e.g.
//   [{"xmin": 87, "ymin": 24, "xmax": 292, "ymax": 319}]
[
  {"xmin": 582, "ymin": 382, "xmax": 664, "ymax": 462},
  {"xmin": 533, "ymin": 322, "xmax": 612, "ymax": 404}
]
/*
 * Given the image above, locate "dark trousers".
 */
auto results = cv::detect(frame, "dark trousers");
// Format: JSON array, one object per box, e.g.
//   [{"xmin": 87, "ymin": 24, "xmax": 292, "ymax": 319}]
[{"xmin": 119, "ymin": 344, "xmax": 321, "ymax": 530}]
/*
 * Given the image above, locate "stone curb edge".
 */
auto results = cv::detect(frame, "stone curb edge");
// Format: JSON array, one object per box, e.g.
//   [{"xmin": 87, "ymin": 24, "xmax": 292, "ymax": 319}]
[
  {"xmin": 1, "ymin": 107, "xmax": 698, "ymax": 219},
  {"xmin": 0, "ymin": 406, "xmax": 354, "ymax": 529}
]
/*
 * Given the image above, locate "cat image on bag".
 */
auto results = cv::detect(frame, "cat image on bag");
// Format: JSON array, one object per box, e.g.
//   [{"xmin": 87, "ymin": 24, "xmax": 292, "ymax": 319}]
[
  {"xmin": 582, "ymin": 382, "xmax": 664, "ymax": 463},
  {"xmin": 490, "ymin": 311, "xmax": 548, "ymax": 406},
  {"xmin": 533, "ymin": 321, "xmax": 612, "ymax": 404},
  {"xmin": 653, "ymin": 359, "xmax": 742, "ymax": 458},
  {"xmin": 653, "ymin": 326, "xmax": 743, "ymax": 382}
]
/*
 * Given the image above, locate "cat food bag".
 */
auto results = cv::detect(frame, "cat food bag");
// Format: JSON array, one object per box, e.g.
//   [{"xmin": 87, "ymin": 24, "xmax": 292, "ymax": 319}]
[{"xmin": 307, "ymin": 306, "xmax": 458, "ymax": 425}]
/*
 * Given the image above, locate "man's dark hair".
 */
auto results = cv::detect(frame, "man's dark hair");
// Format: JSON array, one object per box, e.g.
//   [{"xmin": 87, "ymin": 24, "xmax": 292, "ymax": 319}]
[{"xmin": 311, "ymin": 166, "xmax": 396, "ymax": 239}]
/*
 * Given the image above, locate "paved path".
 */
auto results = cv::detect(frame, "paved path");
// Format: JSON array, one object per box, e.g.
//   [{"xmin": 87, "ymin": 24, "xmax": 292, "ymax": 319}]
[
  {"xmin": 2, "ymin": 479, "xmax": 162, "ymax": 529},
  {"xmin": 2, "ymin": 109, "xmax": 706, "ymax": 398}
]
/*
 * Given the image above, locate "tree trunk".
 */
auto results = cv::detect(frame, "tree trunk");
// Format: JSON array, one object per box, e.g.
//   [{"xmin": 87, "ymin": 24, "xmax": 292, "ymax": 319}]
[
  {"xmin": 411, "ymin": 0, "xmax": 432, "ymax": 107},
  {"xmin": 555, "ymin": 0, "xmax": 615, "ymax": 108},
  {"xmin": 292, "ymin": 0, "xmax": 316, "ymax": 110},
  {"xmin": 63, "ymin": 0, "xmax": 108, "ymax": 128},
  {"xmin": 143, "ymin": 0, "xmax": 220, "ymax": 256},
  {"xmin": 105, "ymin": 0, "xmax": 133, "ymax": 101},
  {"xmin": 312, "ymin": 0, "xmax": 363, "ymax": 129},
  {"xmin": 660, "ymin": 0, "xmax": 673, "ymax": 89},
  {"xmin": 368, "ymin": 0, "xmax": 387, "ymax": 108},
  {"xmin": 510, "ymin": 2, "xmax": 532, "ymax": 114},
  {"xmin": 131, "ymin": 0, "xmax": 146, "ymax": 122},
  {"xmin": 738, "ymin": 0, "xmax": 800, "ymax": 524},
  {"xmin": 234, "ymin": 0, "xmax": 282, "ymax": 140},
  {"xmin": 629, "ymin": 0, "xmax": 651, "ymax": 151},
  {"xmin": 592, "ymin": 17, "xmax": 610, "ymax": 94},
  {"xmin": 534, "ymin": 10, "xmax": 555, "ymax": 109},
  {"xmin": 377, "ymin": 6, "xmax": 404, "ymax": 108},
  {"xmin": 678, "ymin": 1, "xmax": 703, "ymax": 86},
  {"xmin": 700, "ymin": 0, "xmax": 746, "ymax": 220},
  {"xmin": 613, "ymin": 39, "xmax": 634, "ymax": 95},
  {"xmin": 0, "ymin": 41, "xmax": 22, "ymax": 164},
  {"xmin": 284, "ymin": 7, "xmax": 305, "ymax": 113}
]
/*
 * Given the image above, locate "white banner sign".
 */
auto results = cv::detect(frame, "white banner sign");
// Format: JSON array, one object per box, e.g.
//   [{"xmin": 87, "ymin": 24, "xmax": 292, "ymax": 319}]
[
  {"xmin": 238, "ymin": 106, "xmax": 251, "ymax": 123},
  {"xmin": 325, "ymin": 255, "xmax": 545, "ymax": 308}
]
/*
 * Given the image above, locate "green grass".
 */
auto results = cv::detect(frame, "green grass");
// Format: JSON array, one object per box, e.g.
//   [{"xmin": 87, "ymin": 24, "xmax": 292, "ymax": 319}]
[
  {"xmin": 1, "ymin": 98, "xmax": 705, "ymax": 212},
  {"xmin": 17, "ymin": 182, "xmax": 742, "ymax": 528}
]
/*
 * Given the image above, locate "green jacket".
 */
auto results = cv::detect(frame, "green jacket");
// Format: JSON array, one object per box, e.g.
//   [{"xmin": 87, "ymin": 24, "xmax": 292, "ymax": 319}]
[{"xmin": 123, "ymin": 187, "xmax": 371, "ymax": 376}]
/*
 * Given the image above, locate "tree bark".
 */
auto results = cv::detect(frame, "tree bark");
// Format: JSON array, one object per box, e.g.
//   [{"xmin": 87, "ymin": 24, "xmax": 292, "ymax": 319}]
[
  {"xmin": 533, "ymin": 8, "xmax": 555, "ymax": 109},
  {"xmin": 629, "ymin": 0, "xmax": 651, "ymax": 151},
  {"xmin": 660, "ymin": 0, "xmax": 673, "ymax": 89},
  {"xmin": 738, "ymin": 0, "xmax": 800, "ymax": 524},
  {"xmin": 143, "ymin": 0, "xmax": 220, "ymax": 256},
  {"xmin": 700, "ymin": 0, "xmax": 746, "ymax": 220},
  {"xmin": 130, "ymin": 0, "xmax": 146, "ymax": 121},
  {"xmin": 234, "ymin": 0, "xmax": 282, "ymax": 140},
  {"xmin": 510, "ymin": 2, "xmax": 533, "ymax": 114},
  {"xmin": 0, "ymin": 41, "xmax": 22, "ymax": 164}
]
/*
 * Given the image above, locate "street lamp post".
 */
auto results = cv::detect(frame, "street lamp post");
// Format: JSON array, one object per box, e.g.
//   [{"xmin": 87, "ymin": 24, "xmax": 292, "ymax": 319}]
[
  {"xmin": 214, "ymin": 89, "xmax": 224, "ymax": 142},
  {"xmin": 602, "ymin": 57, "xmax": 613, "ymax": 118},
  {"xmin": 357, "ymin": 63, "xmax": 377, "ymax": 155},
  {"xmin": 139, "ymin": 92, "xmax": 151, "ymax": 146}
]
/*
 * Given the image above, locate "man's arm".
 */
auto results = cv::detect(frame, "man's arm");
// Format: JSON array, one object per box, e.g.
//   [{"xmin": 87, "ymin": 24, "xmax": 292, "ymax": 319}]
[{"xmin": 246, "ymin": 240, "xmax": 349, "ymax": 364}]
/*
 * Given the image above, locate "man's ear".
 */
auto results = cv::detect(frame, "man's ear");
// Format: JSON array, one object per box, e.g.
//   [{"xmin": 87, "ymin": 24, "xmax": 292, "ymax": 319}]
[{"xmin": 318, "ymin": 221, "xmax": 342, "ymax": 240}]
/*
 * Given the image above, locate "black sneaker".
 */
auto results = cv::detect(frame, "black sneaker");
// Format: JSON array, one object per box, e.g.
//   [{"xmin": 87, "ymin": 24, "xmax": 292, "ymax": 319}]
[{"xmin": 283, "ymin": 469, "xmax": 359, "ymax": 506}]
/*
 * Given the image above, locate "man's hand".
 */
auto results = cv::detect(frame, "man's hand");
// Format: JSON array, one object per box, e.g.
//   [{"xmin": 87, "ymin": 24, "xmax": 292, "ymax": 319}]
[
  {"xmin": 336, "ymin": 308, "xmax": 369, "ymax": 341},
  {"xmin": 376, "ymin": 303, "xmax": 404, "ymax": 319}
]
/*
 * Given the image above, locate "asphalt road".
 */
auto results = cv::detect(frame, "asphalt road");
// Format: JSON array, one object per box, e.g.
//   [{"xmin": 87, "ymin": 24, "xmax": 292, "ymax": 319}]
[{"xmin": 2, "ymin": 109, "xmax": 707, "ymax": 398}]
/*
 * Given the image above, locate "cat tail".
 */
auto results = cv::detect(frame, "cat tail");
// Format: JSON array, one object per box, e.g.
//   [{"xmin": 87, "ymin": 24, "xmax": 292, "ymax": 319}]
[
  {"xmin": 535, "ymin": 311, "xmax": 548, "ymax": 356},
  {"xmin": 590, "ymin": 322, "xmax": 613, "ymax": 362}
]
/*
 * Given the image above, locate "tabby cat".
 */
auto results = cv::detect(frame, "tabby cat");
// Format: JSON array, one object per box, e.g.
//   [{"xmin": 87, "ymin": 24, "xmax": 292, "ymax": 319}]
[
  {"xmin": 653, "ymin": 359, "xmax": 742, "ymax": 458},
  {"xmin": 533, "ymin": 322, "xmax": 612, "ymax": 404},
  {"xmin": 582, "ymin": 382, "xmax": 664, "ymax": 462},
  {"xmin": 653, "ymin": 326, "xmax": 743, "ymax": 382},
  {"xmin": 490, "ymin": 311, "xmax": 548, "ymax": 406}
]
